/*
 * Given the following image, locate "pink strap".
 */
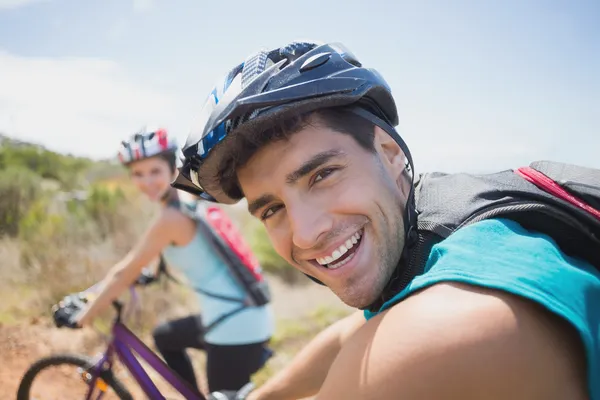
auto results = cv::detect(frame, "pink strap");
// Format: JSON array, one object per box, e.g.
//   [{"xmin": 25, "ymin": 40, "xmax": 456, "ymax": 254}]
[{"xmin": 515, "ymin": 167, "xmax": 600, "ymax": 221}]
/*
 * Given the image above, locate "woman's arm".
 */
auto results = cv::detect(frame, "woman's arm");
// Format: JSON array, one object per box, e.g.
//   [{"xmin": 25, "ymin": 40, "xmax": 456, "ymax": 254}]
[{"xmin": 74, "ymin": 208, "xmax": 194, "ymax": 327}]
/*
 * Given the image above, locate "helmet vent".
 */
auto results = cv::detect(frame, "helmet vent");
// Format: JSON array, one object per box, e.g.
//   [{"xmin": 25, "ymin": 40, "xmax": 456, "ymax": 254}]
[
  {"xmin": 299, "ymin": 52, "xmax": 332, "ymax": 72},
  {"xmin": 241, "ymin": 50, "xmax": 269, "ymax": 89}
]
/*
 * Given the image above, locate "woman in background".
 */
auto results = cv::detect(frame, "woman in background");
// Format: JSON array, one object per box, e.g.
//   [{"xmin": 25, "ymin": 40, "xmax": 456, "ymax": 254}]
[{"xmin": 68, "ymin": 127, "xmax": 275, "ymax": 394}]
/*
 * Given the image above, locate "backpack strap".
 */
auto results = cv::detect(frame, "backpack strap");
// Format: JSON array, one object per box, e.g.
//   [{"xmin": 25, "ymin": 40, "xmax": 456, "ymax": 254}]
[
  {"xmin": 194, "ymin": 215, "xmax": 255, "ymax": 305},
  {"xmin": 516, "ymin": 166, "xmax": 600, "ymax": 221},
  {"xmin": 201, "ymin": 304, "xmax": 248, "ymax": 332},
  {"xmin": 161, "ymin": 198, "xmax": 249, "ymax": 304},
  {"xmin": 156, "ymin": 251, "xmax": 248, "ymax": 304},
  {"xmin": 157, "ymin": 252, "xmax": 248, "ymax": 333}
]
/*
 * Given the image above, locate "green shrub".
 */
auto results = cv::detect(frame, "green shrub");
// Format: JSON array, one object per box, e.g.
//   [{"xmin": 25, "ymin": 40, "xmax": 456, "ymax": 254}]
[
  {"xmin": 18, "ymin": 196, "xmax": 75, "ymax": 275},
  {"xmin": 0, "ymin": 141, "xmax": 90, "ymax": 189},
  {"xmin": 0, "ymin": 166, "xmax": 43, "ymax": 236},
  {"xmin": 13, "ymin": 186, "xmax": 148, "ymax": 316},
  {"xmin": 0, "ymin": 137, "xmax": 192, "ymax": 326},
  {"xmin": 19, "ymin": 198, "xmax": 67, "ymax": 242},
  {"xmin": 80, "ymin": 184, "xmax": 126, "ymax": 238}
]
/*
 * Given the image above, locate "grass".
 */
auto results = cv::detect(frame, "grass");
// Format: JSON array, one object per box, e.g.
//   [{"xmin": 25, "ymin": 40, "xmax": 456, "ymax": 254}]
[
  {"xmin": 0, "ymin": 285, "xmax": 40, "ymax": 324},
  {"xmin": 0, "ymin": 139, "xmax": 361, "ymax": 397},
  {"xmin": 0, "ymin": 171, "xmax": 355, "ymax": 396}
]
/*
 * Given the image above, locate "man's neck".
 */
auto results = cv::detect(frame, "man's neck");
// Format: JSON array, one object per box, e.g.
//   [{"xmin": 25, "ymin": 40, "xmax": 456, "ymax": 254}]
[{"xmin": 364, "ymin": 257, "xmax": 408, "ymax": 312}]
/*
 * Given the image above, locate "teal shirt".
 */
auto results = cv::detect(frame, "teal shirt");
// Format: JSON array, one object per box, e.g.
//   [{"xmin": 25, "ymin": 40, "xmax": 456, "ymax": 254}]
[
  {"xmin": 162, "ymin": 225, "xmax": 275, "ymax": 345},
  {"xmin": 364, "ymin": 218, "xmax": 600, "ymax": 399}
]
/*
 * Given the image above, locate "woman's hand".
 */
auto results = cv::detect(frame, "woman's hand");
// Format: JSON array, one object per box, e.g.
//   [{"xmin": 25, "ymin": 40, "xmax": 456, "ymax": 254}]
[{"xmin": 52, "ymin": 292, "xmax": 93, "ymax": 329}]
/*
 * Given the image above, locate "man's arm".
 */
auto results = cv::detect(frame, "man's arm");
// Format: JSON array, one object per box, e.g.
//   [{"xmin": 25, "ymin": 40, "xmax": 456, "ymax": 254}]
[
  {"xmin": 316, "ymin": 282, "xmax": 589, "ymax": 400},
  {"xmin": 248, "ymin": 310, "xmax": 366, "ymax": 400}
]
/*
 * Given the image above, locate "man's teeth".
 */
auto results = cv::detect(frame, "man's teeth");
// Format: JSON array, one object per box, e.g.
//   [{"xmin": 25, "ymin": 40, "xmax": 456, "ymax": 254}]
[{"xmin": 316, "ymin": 231, "xmax": 362, "ymax": 266}]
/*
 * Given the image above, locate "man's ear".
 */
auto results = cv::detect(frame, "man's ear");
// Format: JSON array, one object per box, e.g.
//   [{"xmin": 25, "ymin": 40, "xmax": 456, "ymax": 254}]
[{"xmin": 373, "ymin": 126, "xmax": 406, "ymax": 180}]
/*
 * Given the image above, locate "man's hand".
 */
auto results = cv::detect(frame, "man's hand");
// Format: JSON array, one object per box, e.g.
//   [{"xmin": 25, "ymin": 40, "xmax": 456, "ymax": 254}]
[
  {"xmin": 246, "ymin": 310, "xmax": 365, "ymax": 400},
  {"xmin": 244, "ymin": 392, "xmax": 258, "ymax": 400}
]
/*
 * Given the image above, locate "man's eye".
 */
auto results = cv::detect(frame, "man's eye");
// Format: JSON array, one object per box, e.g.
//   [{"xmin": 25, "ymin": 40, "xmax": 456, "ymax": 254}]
[
  {"xmin": 261, "ymin": 205, "xmax": 283, "ymax": 221},
  {"xmin": 312, "ymin": 168, "xmax": 336, "ymax": 185}
]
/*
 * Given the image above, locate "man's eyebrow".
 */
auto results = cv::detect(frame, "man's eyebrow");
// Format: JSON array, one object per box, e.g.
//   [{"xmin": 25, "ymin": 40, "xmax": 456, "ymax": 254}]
[
  {"xmin": 248, "ymin": 193, "xmax": 277, "ymax": 216},
  {"xmin": 286, "ymin": 149, "xmax": 346, "ymax": 184},
  {"xmin": 247, "ymin": 149, "xmax": 346, "ymax": 216}
]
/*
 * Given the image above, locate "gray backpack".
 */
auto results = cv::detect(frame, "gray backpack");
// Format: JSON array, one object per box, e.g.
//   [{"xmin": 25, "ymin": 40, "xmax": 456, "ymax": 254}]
[{"xmin": 378, "ymin": 160, "xmax": 600, "ymax": 301}]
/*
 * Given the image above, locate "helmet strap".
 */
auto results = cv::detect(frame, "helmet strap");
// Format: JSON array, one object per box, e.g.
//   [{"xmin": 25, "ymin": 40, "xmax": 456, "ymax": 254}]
[{"xmin": 346, "ymin": 107, "xmax": 417, "ymax": 244}]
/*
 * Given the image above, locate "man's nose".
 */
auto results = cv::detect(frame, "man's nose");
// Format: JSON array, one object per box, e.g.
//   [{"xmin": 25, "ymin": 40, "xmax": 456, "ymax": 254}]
[{"xmin": 288, "ymin": 201, "xmax": 333, "ymax": 250}]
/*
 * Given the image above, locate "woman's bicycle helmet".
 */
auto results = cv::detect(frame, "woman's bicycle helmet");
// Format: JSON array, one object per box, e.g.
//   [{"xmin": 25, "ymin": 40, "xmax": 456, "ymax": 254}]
[{"xmin": 118, "ymin": 126, "xmax": 178, "ymax": 166}]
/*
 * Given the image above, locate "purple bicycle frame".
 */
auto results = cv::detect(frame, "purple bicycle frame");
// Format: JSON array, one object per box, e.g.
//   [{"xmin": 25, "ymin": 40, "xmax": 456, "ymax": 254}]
[
  {"xmin": 81, "ymin": 286, "xmax": 206, "ymax": 400},
  {"xmin": 87, "ymin": 322, "xmax": 204, "ymax": 400}
]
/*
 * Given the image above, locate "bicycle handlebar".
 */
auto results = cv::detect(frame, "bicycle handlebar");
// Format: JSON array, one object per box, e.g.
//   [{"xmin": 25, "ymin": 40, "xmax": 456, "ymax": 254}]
[{"xmin": 53, "ymin": 278, "xmax": 145, "ymax": 329}]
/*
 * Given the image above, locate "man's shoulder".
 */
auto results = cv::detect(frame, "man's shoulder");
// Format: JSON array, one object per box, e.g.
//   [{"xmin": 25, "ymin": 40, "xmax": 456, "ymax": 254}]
[
  {"xmin": 425, "ymin": 217, "xmax": 598, "ymax": 275},
  {"xmin": 321, "ymin": 281, "xmax": 588, "ymax": 399},
  {"xmin": 432, "ymin": 217, "xmax": 556, "ymax": 253},
  {"xmin": 367, "ymin": 217, "xmax": 598, "ymax": 320}
]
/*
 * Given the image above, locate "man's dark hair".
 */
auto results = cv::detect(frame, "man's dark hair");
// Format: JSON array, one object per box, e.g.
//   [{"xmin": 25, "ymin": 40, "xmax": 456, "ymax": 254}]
[{"xmin": 218, "ymin": 106, "xmax": 378, "ymax": 200}]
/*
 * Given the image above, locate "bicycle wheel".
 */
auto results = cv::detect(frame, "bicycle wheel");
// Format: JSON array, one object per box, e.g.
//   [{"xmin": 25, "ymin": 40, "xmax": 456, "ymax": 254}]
[{"xmin": 16, "ymin": 353, "xmax": 133, "ymax": 400}]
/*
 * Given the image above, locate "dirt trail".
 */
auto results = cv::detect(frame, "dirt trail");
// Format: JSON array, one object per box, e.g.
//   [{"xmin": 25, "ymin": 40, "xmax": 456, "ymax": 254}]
[{"xmin": 0, "ymin": 276, "xmax": 350, "ymax": 399}]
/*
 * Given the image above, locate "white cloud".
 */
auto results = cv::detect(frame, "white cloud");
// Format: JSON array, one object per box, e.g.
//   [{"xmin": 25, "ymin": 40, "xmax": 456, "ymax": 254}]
[
  {"xmin": 0, "ymin": 50, "xmax": 187, "ymax": 159},
  {"xmin": 0, "ymin": 0, "xmax": 48, "ymax": 9}
]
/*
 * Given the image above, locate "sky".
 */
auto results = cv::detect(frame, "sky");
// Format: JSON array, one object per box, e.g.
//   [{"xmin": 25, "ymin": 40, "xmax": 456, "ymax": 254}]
[{"xmin": 0, "ymin": 0, "xmax": 598, "ymax": 174}]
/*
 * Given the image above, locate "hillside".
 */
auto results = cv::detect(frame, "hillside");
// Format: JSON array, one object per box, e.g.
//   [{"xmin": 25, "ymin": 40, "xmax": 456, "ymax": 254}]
[
  {"xmin": 0, "ymin": 132, "xmax": 124, "ymax": 187},
  {"xmin": 0, "ymin": 133, "xmax": 351, "ymax": 398}
]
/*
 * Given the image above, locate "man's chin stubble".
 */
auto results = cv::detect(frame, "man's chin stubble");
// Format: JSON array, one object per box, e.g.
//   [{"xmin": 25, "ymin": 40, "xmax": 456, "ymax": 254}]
[{"xmin": 334, "ymin": 283, "xmax": 381, "ymax": 309}]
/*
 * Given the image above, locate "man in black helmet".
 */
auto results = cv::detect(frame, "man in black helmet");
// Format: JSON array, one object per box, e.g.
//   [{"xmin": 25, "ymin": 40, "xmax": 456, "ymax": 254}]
[{"xmin": 174, "ymin": 41, "xmax": 599, "ymax": 400}]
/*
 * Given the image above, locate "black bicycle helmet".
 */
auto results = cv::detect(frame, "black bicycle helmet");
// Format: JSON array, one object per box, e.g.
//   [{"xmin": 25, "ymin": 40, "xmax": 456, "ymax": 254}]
[{"xmin": 174, "ymin": 40, "xmax": 415, "ymax": 205}]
